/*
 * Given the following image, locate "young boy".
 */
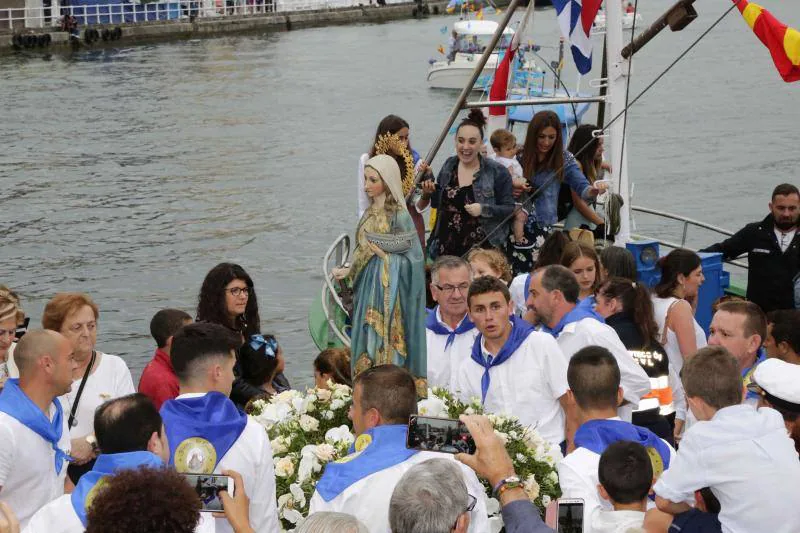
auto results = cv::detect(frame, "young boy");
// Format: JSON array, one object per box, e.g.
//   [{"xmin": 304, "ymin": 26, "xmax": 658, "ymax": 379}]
[
  {"xmin": 489, "ymin": 129, "xmax": 530, "ymax": 247},
  {"xmin": 592, "ymin": 441, "xmax": 651, "ymax": 533},
  {"xmin": 653, "ymin": 346, "xmax": 800, "ymax": 533}
]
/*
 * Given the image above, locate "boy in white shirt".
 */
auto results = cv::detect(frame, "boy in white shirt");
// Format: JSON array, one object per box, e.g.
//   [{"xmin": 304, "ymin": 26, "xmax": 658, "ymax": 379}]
[
  {"xmin": 653, "ymin": 346, "xmax": 800, "ymax": 533},
  {"xmin": 591, "ymin": 441, "xmax": 651, "ymax": 533},
  {"xmin": 489, "ymin": 129, "xmax": 529, "ymax": 247}
]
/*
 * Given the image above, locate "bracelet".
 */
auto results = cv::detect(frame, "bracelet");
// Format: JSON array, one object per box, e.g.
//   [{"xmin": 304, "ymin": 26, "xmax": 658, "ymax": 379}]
[{"xmin": 491, "ymin": 475, "xmax": 521, "ymax": 498}]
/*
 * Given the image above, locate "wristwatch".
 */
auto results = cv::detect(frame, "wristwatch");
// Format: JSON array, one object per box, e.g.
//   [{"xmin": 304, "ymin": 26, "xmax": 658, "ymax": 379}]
[
  {"xmin": 86, "ymin": 435, "xmax": 99, "ymax": 454},
  {"xmin": 492, "ymin": 475, "xmax": 522, "ymax": 498}
]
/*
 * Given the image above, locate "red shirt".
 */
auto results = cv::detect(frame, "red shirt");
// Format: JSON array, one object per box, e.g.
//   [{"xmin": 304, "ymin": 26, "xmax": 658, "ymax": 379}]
[{"xmin": 138, "ymin": 348, "xmax": 179, "ymax": 410}]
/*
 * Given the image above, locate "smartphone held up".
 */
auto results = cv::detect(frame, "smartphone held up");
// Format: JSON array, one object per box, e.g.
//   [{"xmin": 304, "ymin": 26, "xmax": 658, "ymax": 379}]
[
  {"xmin": 183, "ymin": 474, "xmax": 234, "ymax": 512},
  {"xmin": 406, "ymin": 415, "xmax": 476, "ymax": 455}
]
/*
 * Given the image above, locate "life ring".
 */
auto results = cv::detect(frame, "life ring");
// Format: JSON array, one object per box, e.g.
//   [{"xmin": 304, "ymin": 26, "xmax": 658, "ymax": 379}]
[
  {"xmin": 101, "ymin": 29, "xmax": 110, "ymax": 41},
  {"xmin": 37, "ymin": 34, "xmax": 48, "ymax": 47},
  {"xmin": 25, "ymin": 35, "xmax": 37, "ymax": 47},
  {"xmin": 11, "ymin": 34, "xmax": 23, "ymax": 48},
  {"xmin": 113, "ymin": 27, "xmax": 122, "ymax": 40},
  {"xmin": 43, "ymin": 33, "xmax": 52, "ymax": 46}
]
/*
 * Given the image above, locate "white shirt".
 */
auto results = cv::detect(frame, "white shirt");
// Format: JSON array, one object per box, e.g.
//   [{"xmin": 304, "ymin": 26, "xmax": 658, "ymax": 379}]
[
  {"xmin": 176, "ymin": 393, "xmax": 280, "ymax": 533},
  {"xmin": 775, "ymin": 227, "xmax": 797, "ymax": 253},
  {"xmin": 0, "ymin": 401, "xmax": 71, "ymax": 529},
  {"xmin": 558, "ymin": 417, "xmax": 675, "ymax": 533},
  {"xmin": 309, "ymin": 451, "xmax": 488, "ymax": 533},
  {"xmin": 22, "ymin": 493, "xmax": 82, "ymax": 533},
  {"xmin": 492, "ymin": 155, "xmax": 524, "ymax": 178},
  {"xmin": 509, "ymin": 274, "xmax": 530, "ymax": 317},
  {"xmin": 590, "ymin": 509, "xmax": 646, "ymax": 533},
  {"xmin": 61, "ymin": 352, "xmax": 135, "ymax": 438},
  {"xmin": 454, "ymin": 330, "xmax": 569, "ymax": 447},
  {"xmin": 654, "ymin": 405, "xmax": 800, "ymax": 533},
  {"xmin": 426, "ymin": 309, "xmax": 479, "ymax": 391},
  {"xmin": 556, "ymin": 318, "xmax": 651, "ymax": 419}
]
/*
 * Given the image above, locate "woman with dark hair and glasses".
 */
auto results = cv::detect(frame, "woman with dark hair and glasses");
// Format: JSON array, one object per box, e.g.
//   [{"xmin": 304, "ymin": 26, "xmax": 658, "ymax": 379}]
[{"xmin": 196, "ymin": 263, "xmax": 290, "ymax": 407}]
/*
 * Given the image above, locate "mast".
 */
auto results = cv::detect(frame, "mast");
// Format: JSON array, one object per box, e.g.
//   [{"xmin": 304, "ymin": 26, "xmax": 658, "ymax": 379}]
[{"xmin": 603, "ymin": 0, "xmax": 633, "ymax": 245}]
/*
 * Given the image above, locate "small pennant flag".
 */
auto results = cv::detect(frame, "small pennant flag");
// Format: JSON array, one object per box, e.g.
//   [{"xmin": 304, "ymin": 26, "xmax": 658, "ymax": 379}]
[
  {"xmin": 735, "ymin": 0, "xmax": 800, "ymax": 82},
  {"xmin": 552, "ymin": 0, "xmax": 604, "ymax": 75}
]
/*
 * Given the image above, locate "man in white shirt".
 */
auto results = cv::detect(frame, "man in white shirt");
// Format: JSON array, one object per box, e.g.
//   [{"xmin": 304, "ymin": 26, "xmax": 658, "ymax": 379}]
[
  {"xmin": 528, "ymin": 265, "xmax": 650, "ymax": 421},
  {"xmin": 160, "ymin": 322, "xmax": 279, "ymax": 533},
  {"xmin": 707, "ymin": 300, "xmax": 767, "ymax": 407},
  {"xmin": 454, "ymin": 276, "xmax": 570, "ymax": 448},
  {"xmin": 309, "ymin": 365, "xmax": 488, "ymax": 533},
  {"xmin": 0, "ymin": 330, "xmax": 75, "ymax": 528},
  {"xmin": 558, "ymin": 346, "xmax": 674, "ymax": 533},
  {"xmin": 654, "ymin": 346, "xmax": 800, "ymax": 533},
  {"xmin": 427, "ymin": 256, "xmax": 478, "ymax": 390},
  {"xmin": 24, "ymin": 393, "xmax": 169, "ymax": 533}
]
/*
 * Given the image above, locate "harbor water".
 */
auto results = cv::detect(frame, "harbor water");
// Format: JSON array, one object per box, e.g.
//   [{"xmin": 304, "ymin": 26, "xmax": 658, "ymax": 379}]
[{"xmin": 1, "ymin": 0, "xmax": 798, "ymax": 387}]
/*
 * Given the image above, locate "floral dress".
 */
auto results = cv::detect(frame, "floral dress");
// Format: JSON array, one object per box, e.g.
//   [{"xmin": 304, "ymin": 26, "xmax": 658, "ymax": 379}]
[{"xmin": 434, "ymin": 167, "xmax": 486, "ymax": 259}]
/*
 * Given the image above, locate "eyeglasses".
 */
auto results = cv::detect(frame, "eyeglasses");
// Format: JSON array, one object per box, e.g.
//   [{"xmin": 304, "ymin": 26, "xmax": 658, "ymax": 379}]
[
  {"xmin": 434, "ymin": 283, "xmax": 470, "ymax": 295},
  {"xmin": 225, "ymin": 287, "xmax": 250, "ymax": 297},
  {"xmin": 453, "ymin": 494, "xmax": 477, "ymax": 528}
]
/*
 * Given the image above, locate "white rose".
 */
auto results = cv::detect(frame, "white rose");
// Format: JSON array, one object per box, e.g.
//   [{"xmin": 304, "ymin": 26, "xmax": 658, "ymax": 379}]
[
  {"xmin": 274, "ymin": 456, "xmax": 295, "ymax": 478},
  {"xmin": 271, "ymin": 436, "xmax": 288, "ymax": 455},
  {"xmin": 325, "ymin": 425, "xmax": 355, "ymax": 445},
  {"xmin": 548, "ymin": 471, "xmax": 559, "ymax": 484},
  {"xmin": 331, "ymin": 384, "xmax": 350, "ymax": 400},
  {"xmin": 277, "ymin": 493, "xmax": 292, "ymax": 510},
  {"xmin": 275, "ymin": 390, "xmax": 301, "ymax": 404},
  {"xmin": 509, "ymin": 430, "xmax": 519, "ymax": 440},
  {"xmin": 258, "ymin": 402, "xmax": 292, "ymax": 428},
  {"xmin": 289, "ymin": 483, "xmax": 307, "ymax": 508},
  {"xmin": 316, "ymin": 389, "xmax": 332, "ymax": 401},
  {"xmin": 303, "ymin": 396, "xmax": 316, "ymax": 413},
  {"xmin": 489, "ymin": 515, "xmax": 505, "ymax": 533},
  {"xmin": 523, "ymin": 474, "xmax": 540, "ymax": 501},
  {"xmin": 417, "ymin": 397, "xmax": 447, "ymax": 418},
  {"xmin": 298, "ymin": 447, "xmax": 321, "ymax": 483},
  {"xmin": 283, "ymin": 508, "xmax": 304, "ymax": 524},
  {"xmin": 541, "ymin": 494, "xmax": 552, "ymax": 507},
  {"xmin": 330, "ymin": 398, "xmax": 345, "ymax": 411},
  {"xmin": 486, "ymin": 497, "xmax": 501, "ymax": 515},
  {"xmin": 299, "ymin": 414, "xmax": 320, "ymax": 432},
  {"xmin": 314, "ymin": 443, "xmax": 336, "ymax": 463},
  {"xmin": 291, "ymin": 396, "xmax": 307, "ymax": 414},
  {"xmin": 323, "ymin": 410, "xmax": 334, "ymax": 420}
]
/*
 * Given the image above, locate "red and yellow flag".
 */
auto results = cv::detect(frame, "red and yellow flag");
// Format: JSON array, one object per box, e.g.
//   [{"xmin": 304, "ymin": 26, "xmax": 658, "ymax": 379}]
[{"xmin": 735, "ymin": 0, "xmax": 800, "ymax": 82}]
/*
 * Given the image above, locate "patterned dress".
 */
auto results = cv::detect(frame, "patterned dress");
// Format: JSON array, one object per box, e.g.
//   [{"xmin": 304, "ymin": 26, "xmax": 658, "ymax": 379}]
[{"xmin": 434, "ymin": 167, "xmax": 487, "ymax": 259}]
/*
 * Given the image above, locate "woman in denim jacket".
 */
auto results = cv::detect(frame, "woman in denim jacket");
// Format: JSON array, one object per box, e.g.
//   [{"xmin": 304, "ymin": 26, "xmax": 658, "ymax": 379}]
[
  {"xmin": 417, "ymin": 109, "xmax": 514, "ymax": 259},
  {"xmin": 509, "ymin": 111, "xmax": 606, "ymax": 273}
]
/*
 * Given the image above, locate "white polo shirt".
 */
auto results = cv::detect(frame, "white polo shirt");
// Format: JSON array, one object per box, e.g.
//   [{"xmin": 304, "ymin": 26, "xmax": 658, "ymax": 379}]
[
  {"xmin": 0, "ymin": 400, "xmax": 71, "ymax": 529},
  {"xmin": 557, "ymin": 417, "xmax": 675, "ymax": 533},
  {"xmin": 454, "ymin": 330, "xmax": 569, "ymax": 447},
  {"xmin": 654, "ymin": 405, "xmax": 800, "ymax": 533},
  {"xmin": 176, "ymin": 393, "xmax": 280, "ymax": 533},
  {"xmin": 556, "ymin": 318, "xmax": 651, "ymax": 420},
  {"xmin": 426, "ymin": 309, "xmax": 479, "ymax": 391}
]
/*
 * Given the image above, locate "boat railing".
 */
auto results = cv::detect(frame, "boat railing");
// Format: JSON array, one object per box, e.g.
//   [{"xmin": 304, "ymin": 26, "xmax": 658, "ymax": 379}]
[
  {"xmin": 1, "ymin": 0, "xmax": 412, "ymax": 30},
  {"xmin": 630, "ymin": 205, "xmax": 748, "ymax": 271},
  {"xmin": 320, "ymin": 233, "xmax": 351, "ymax": 348}
]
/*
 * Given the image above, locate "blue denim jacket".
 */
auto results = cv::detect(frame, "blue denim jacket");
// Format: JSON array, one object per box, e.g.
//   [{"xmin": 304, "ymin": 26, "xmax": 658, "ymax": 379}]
[
  {"xmin": 431, "ymin": 155, "xmax": 514, "ymax": 248},
  {"xmin": 528, "ymin": 151, "xmax": 592, "ymax": 225}
]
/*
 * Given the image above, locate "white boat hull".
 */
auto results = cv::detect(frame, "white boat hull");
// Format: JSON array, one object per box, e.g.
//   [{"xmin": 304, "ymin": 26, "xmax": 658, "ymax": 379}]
[{"xmin": 427, "ymin": 53, "xmax": 500, "ymax": 90}]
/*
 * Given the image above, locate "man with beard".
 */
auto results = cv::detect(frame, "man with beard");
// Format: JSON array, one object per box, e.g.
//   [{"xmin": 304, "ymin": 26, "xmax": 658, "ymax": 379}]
[{"xmin": 702, "ymin": 183, "xmax": 799, "ymax": 313}]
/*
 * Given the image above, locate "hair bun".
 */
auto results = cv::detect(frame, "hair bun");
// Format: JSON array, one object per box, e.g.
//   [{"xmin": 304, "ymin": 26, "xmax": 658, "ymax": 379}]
[{"xmin": 466, "ymin": 108, "xmax": 487, "ymax": 128}]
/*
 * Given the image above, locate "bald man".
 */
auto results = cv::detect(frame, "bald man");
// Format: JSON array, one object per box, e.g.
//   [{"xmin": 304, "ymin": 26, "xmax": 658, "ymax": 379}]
[{"xmin": 0, "ymin": 330, "xmax": 76, "ymax": 528}]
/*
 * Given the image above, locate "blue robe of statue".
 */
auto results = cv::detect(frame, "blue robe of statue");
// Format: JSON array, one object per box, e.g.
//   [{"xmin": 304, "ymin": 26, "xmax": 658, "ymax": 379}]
[{"xmin": 349, "ymin": 204, "xmax": 427, "ymax": 394}]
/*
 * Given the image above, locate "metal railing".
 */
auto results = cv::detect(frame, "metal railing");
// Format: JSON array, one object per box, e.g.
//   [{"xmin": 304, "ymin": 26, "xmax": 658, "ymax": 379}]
[
  {"xmin": 1, "ymin": 0, "xmax": 412, "ymax": 30},
  {"xmin": 630, "ymin": 204, "xmax": 748, "ymax": 270},
  {"xmin": 320, "ymin": 233, "xmax": 351, "ymax": 348}
]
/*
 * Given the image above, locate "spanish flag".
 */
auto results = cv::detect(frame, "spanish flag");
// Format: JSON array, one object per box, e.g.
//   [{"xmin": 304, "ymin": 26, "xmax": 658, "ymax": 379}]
[{"xmin": 735, "ymin": 0, "xmax": 800, "ymax": 82}]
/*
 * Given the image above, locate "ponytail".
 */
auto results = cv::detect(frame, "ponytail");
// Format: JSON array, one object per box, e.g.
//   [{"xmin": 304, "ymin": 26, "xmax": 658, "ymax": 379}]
[{"xmin": 598, "ymin": 277, "xmax": 659, "ymax": 346}]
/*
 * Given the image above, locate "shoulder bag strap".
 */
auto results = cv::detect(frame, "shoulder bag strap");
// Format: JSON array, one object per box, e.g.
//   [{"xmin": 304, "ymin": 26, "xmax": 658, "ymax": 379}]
[{"xmin": 69, "ymin": 350, "xmax": 97, "ymax": 429}]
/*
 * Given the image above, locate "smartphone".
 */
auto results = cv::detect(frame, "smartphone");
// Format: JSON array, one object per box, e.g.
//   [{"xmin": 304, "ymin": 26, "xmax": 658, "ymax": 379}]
[
  {"xmin": 183, "ymin": 474, "xmax": 234, "ymax": 512},
  {"xmin": 556, "ymin": 498, "xmax": 585, "ymax": 533},
  {"xmin": 406, "ymin": 415, "xmax": 476, "ymax": 455}
]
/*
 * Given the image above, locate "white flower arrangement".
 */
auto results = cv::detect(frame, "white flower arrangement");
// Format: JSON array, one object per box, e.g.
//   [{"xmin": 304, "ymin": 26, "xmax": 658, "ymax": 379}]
[
  {"xmin": 248, "ymin": 384, "xmax": 562, "ymax": 531},
  {"xmin": 248, "ymin": 381, "xmax": 355, "ymax": 531}
]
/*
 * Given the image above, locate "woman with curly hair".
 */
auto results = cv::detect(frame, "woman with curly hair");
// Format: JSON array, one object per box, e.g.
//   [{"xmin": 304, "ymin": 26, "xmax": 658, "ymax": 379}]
[{"xmin": 196, "ymin": 263, "xmax": 290, "ymax": 407}]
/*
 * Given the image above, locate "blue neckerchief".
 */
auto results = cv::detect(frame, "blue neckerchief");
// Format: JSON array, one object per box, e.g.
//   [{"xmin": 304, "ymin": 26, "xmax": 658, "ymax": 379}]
[
  {"xmin": 426, "ymin": 307, "xmax": 475, "ymax": 350},
  {"xmin": 523, "ymin": 274, "xmax": 532, "ymax": 307},
  {"xmin": 542, "ymin": 301, "xmax": 605, "ymax": 338},
  {"xmin": 71, "ymin": 452, "xmax": 163, "ymax": 526},
  {"xmin": 315, "ymin": 424, "xmax": 417, "ymax": 502},
  {"xmin": 470, "ymin": 316, "xmax": 535, "ymax": 403},
  {"xmin": 0, "ymin": 379, "xmax": 69, "ymax": 474},
  {"xmin": 160, "ymin": 392, "xmax": 247, "ymax": 469},
  {"xmin": 743, "ymin": 348, "xmax": 767, "ymax": 401},
  {"xmin": 575, "ymin": 419, "xmax": 671, "ymax": 498}
]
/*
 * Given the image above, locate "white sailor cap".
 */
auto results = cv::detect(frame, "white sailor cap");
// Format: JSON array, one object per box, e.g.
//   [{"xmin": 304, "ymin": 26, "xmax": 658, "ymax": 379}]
[{"xmin": 751, "ymin": 359, "xmax": 800, "ymax": 413}]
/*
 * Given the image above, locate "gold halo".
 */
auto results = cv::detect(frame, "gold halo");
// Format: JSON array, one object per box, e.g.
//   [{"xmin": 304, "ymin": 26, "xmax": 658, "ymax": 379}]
[{"xmin": 374, "ymin": 133, "xmax": 416, "ymax": 197}]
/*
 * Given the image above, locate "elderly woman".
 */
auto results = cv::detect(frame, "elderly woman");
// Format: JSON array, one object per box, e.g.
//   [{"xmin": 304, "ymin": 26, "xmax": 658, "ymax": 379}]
[
  {"xmin": 196, "ymin": 262, "xmax": 291, "ymax": 407},
  {"xmin": 42, "ymin": 292, "xmax": 135, "ymax": 484},
  {"xmin": 333, "ymin": 153, "xmax": 426, "ymax": 391},
  {"xmin": 417, "ymin": 109, "xmax": 514, "ymax": 260}
]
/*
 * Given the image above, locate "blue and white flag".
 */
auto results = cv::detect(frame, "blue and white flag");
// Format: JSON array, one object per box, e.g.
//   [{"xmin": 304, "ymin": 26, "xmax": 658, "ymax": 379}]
[{"xmin": 552, "ymin": 0, "xmax": 603, "ymax": 74}]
